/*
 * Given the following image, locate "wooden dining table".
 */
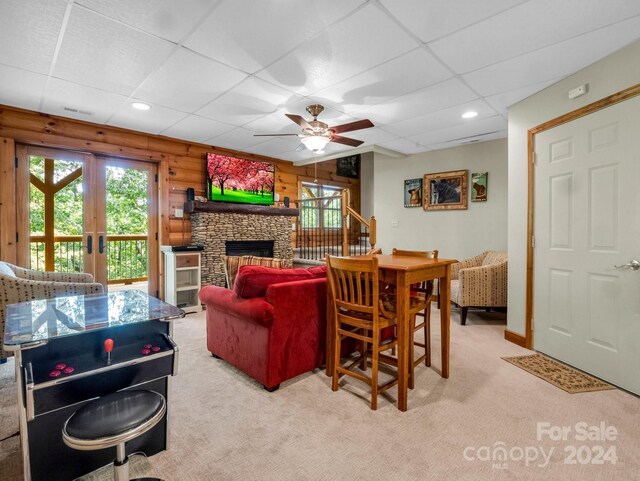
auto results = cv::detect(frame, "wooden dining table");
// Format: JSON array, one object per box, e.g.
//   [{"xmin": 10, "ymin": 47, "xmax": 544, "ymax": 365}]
[{"xmin": 326, "ymin": 253, "xmax": 457, "ymax": 412}]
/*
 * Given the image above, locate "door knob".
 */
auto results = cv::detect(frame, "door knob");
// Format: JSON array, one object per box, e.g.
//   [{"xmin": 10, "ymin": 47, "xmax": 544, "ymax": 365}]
[{"xmin": 614, "ymin": 259, "xmax": 640, "ymax": 271}]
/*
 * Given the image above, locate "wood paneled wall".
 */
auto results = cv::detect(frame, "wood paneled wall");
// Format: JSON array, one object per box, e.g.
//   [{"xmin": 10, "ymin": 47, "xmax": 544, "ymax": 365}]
[{"xmin": 0, "ymin": 105, "xmax": 361, "ymax": 258}]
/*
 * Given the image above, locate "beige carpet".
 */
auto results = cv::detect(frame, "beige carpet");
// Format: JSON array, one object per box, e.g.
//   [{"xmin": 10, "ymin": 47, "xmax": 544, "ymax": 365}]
[
  {"xmin": 1, "ymin": 307, "xmax": 639, "ymax": 480},
  {"xmin": 502, "ymin": 354, "xmax": 616, "ymax": 394}
]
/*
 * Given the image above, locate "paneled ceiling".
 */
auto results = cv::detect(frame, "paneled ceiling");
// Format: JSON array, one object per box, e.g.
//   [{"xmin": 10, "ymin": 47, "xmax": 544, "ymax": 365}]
[{"xmin": 1, "ymin": 0, "xmax": 639, "ymax": 163}]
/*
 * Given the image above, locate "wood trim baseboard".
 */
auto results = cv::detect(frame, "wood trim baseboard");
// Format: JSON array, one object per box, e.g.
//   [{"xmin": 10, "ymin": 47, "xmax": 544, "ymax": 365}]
[{"xmin": 504, "ymin": 329, "xmax": 528, "ymax": 348}]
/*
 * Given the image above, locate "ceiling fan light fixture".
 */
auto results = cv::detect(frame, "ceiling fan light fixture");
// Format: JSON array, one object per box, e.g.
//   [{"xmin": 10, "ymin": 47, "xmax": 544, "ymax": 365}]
[{"xmin": 301, "ymin": 134, "xmax": 331, "ymax": 152}]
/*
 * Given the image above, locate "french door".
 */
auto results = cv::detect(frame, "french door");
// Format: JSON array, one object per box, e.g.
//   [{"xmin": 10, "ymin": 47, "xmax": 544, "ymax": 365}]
[{"xmin": 17, "ymin": 146, "xmax": 159, "ymax": 296}]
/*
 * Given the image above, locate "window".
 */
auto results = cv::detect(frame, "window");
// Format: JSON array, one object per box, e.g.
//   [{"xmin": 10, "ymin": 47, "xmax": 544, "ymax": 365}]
[{"xmin": 300, "ymin": 183, "xmax": 344, "ymax": 229}]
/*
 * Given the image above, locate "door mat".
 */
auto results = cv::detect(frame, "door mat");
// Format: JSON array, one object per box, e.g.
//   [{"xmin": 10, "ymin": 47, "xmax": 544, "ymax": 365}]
[{"xmin": 502, "ymin": 354, "xmax": 616, "ymax": 394}]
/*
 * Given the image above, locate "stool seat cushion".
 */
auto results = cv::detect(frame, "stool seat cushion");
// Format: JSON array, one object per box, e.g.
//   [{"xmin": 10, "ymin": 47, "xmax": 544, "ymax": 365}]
[{"xmin": 65, "ymin": 390, "xmax": 165, "ymax": 441}]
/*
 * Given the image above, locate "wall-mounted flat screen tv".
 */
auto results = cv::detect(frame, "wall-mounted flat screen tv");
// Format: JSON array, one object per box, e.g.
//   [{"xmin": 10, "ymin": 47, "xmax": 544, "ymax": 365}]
[{"xmin": 205, "ymin": 153, "xmax": 275, "ymax": 205}]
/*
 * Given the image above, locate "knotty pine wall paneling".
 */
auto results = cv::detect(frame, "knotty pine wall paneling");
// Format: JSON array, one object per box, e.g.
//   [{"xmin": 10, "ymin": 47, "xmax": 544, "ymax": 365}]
[{"xmin": 0, "ymin": 105, "xmax": 361, "ymax": 289}]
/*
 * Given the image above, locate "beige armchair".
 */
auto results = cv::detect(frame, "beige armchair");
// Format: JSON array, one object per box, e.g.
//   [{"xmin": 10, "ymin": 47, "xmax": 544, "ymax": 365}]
[
  {"xmin": 450, "ymin": 251, "xmax": 507, "ymax": 325},
  {"xmin": 0, "ymin": 261, "xmax": 104, "ymax": 361}
]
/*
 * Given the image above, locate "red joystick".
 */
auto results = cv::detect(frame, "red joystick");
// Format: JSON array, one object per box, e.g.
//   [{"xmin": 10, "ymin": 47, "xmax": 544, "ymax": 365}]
[{"xmin": 104, "ymin": 338, "xmax": 114, "ymax": 364}]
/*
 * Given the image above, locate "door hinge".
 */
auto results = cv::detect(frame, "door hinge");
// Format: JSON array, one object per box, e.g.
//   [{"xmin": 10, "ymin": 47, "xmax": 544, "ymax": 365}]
[
  {"xmin": 16, "ymin": 232, "xmax": 19, "ymax": 243},
  {"xmin": 531, "ymin": 235, "xmax": 535, "ymax": 248},
  {"xmin": 154, "ymin": 173, "xmax": 158, "ymax": 183},
  {"xmin": 155, "ymin": 232, "xmax": 158, "ymax": 241},
  {"xmin": 155, "ymin": 289, "xmax": 160, "ymax": 299},
  {"xmin": 15, "ymin": 156, "xmax": 18, "ymax": 168},
  {"xmin": 532, "ymin": 153, "xmax": 537, "ymax": 165}
]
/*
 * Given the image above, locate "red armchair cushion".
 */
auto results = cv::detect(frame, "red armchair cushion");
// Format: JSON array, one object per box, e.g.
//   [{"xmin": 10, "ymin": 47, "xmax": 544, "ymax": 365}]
[{"xmin": 233, "ymin": 265, "xmax": 327, "ymax": 299}]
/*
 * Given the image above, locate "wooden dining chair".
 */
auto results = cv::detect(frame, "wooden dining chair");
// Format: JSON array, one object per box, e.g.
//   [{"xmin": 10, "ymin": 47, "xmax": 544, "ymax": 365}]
[
  {"xmin": 327, "ymin": 255, "xmax": 421, "ymax": 409},
  {"xmin": 391, "ymin": 249, "xmax": 439, "ymax": 379}
]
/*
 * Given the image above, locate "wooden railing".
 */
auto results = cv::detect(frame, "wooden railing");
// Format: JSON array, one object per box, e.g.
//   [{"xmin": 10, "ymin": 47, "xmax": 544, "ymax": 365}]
[
  {"xmin": 294, "ymin": 189, "xmax": 376, "ymax": 260},
  {"xmin": 30, "ymin": 234, "xmax": 148, "ymax": 284}
]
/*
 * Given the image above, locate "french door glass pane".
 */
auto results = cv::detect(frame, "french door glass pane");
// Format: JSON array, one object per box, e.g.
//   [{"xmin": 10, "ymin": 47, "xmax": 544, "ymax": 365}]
[
  {"xmin": 105, "ymin": 166, "xmax": 149, "ymax": 284},
  {"xmin": 29, "ymin": 156, "xmax": 84, "ymax": 272}
]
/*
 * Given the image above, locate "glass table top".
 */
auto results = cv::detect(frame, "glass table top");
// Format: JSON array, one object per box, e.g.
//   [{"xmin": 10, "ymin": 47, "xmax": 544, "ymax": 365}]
[{"xmin": 3, "ymin": 289, "xmax": 185, "ymax": 348}]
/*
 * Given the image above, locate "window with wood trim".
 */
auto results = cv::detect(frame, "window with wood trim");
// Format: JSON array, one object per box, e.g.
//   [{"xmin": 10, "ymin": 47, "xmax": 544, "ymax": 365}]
[{"xmin": 300, "ymin": 182, "xmax": 344, "ymax": 230}]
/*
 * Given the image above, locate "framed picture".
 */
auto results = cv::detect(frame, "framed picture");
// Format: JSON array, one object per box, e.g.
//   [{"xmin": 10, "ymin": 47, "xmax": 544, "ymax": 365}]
[
  {"xmin": 471, "ymin": 172, "xmax": 488, "ymax": 202},
  {"xmin": 423, "ymin": 170, "xmax": 468, "ymax": 211},
  {"xmin": 336, "ymin": 154, "xmax": 360, "ymax": 178},
  {"xmin": 404, "ymin": 178, "xmax": 423, "ymax": 207}
]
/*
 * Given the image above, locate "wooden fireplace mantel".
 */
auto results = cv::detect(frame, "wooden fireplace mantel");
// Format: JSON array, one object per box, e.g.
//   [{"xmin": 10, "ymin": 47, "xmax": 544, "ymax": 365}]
[{"xmin": 184, "ymin": 200, "xmax": 299, "ymax": 217}]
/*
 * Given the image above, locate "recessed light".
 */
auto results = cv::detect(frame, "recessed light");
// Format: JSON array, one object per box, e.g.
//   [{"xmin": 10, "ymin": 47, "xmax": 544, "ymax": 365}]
[
  {"xmin": 462, "ymin": 111, "xmax": 478, "ymax": 119},
  {"xmin": 131, "ymin": 102, "xmax": 151, "ymax": 111}
]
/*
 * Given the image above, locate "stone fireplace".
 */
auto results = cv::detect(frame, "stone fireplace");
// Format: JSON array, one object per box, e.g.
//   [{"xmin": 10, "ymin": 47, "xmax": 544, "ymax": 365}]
[{"xmin": 187, "ymin": 201, "xmax": 298, "ymax": 287}]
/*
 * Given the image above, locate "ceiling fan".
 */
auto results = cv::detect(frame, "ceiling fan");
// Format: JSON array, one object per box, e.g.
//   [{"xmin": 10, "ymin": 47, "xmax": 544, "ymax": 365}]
[{"xmin": 254, "ymin": 104, "xmax": 374, "ymax": 153}]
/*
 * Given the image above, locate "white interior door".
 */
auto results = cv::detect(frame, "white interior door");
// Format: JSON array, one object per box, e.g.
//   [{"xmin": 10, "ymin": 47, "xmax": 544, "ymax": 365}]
[{"xmin": 534, "ymin": 95, "xmax": 640, "ymax": 394}]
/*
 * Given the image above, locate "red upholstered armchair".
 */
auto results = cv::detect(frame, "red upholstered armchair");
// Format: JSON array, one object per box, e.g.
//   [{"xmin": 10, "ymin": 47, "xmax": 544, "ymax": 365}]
[{"xmin": 198, "ymin": 265, "xmax": 328, "ymax": 391}]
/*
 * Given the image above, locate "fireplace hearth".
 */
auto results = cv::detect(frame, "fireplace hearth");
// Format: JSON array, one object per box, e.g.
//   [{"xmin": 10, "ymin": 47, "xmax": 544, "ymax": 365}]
[{"xmin": 190, "ymin": 210, "xmax": 294, "ymax": 287}]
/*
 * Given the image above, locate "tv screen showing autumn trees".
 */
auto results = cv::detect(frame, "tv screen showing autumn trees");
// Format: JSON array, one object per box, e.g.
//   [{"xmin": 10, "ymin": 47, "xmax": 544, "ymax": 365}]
[{"xmin": 206, "ymin": 153, "xmax": 275, "ymax": 205}]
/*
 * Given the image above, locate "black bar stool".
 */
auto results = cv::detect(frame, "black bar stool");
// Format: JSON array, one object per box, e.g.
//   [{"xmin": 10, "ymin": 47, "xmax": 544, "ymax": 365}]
[{"xmin": 63, "ymin": 390, "xmax": 166, "ymax": 481}]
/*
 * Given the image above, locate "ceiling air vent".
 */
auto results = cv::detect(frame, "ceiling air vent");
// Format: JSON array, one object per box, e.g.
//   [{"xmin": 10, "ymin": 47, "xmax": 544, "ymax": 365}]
[
  {"xmin": 444, "ymin": 130, "xmax": 503, "ymax": 144},
  {"xmin": 63, "ymin": 106, "xmax": 93, "ymax": 116}
]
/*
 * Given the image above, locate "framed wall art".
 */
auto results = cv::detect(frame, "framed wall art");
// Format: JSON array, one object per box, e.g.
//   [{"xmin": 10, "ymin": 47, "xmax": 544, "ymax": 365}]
[
  {"xmin": 404, "ymin": 178, "xmax": 422, "ymax": 207},
  {"xmin": 423, "ymin": 170, "xmax": 468, "ymax": 211},
  {"xmin": 471, "ymin": 172, "xmax": 488, "ymax": 202},
  {"xmin": 335, "ymin": 154, "xmax": 360, "ymax": 178}
]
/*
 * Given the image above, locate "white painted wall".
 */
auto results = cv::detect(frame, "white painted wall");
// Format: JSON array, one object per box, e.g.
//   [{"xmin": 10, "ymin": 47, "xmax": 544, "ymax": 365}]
[
  {"xmin": 360, "ymin": 151, "xmax": 374, "ymax": 221},
  {"xmin": 372, "ymin": 138, "xmax": 507, "ymax": 261},
  {"xmin": 507, "ymin": 40, "xmax": 640, "ymax": 336}
]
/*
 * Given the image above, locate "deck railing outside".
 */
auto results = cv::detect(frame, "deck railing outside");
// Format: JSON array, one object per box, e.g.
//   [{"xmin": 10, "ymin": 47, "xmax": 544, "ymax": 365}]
[
  {"xmin": 30, "ymin": 234, "xmax": 148, "ymax": 284},
  {"xmin": 294, "ymin": 189, "xmax": 376, "ymax": 261}
]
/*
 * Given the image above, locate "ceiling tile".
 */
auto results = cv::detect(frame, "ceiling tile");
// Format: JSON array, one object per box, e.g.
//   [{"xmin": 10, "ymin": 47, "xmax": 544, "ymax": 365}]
[
  {"xmin": 243, "ymin": 138, "xmax": 298, "ymax": 157},
  {"xmin": 136, "ymin": 48, "xmax": 247, "ymax": 112},
  {"xmin": 485, "ymin": 78, "xmax": 562, "ymax": 114},
  {"xmin": 184, "ymin": 0, "xmax": 365, "ymax": 74},
  {"xmin": 42, "ymin": 78, "xmax": 127, "ymax": 123},
  {"xmin": 463, "ymin": 15, "xmax": 640, "ymax": 96},
  {"xmin": 425, "ymin": 130, "xmax": 507, "ymax": 151},
  {"xmin": 430, "ymin": 0, "xmax": 640, "ymax": 74},
  {"xmin": 207, "ymin": 126, "xmax": 268, "ymax": 150},
  {"xmin": 384, "ymin": 99, "xmax": 498, "ymax": 137},
  {"xmin": 245, "ymin": 100, "xmax": 354, "ymax": 135},
  {"xmin": 0, "ymin": 0, "xmax": 67, "ymax": 74},
  {"xmin": 161, "ymin": 115, "xmax": 235, "ymax": 143},
  {"xmin": 0, "ymin": 64, "xmax": 48, "ymax": 111},
  {"xmin": 108, "ymin": 101, "xmax": 188, "ymax": 134},
  {"xmin": 54, "ymin": 7, "xmax": 175, "ymax": 95},
  {"xmin": 196, "ymin": 77, "xmax": 302, "ymax": 126},
  {"xmin": 378, "ymin": 138, "xmax": 429, "ymax": 155},
  {"xmin": 407, "ymin": 115, "xmax": 507, "ymax": 146},
  {"xmin": 357, "ymin": 78, "xmax": 478, "ymax": 126},
  {"xmin": 378, "ymin": 0, "xmax": 527, "ymax": 43},
  {"xmin": 346, "ymin": 127, "xmax": 399, "ymax": 146},
  {"xmin": 256, "ymin": 3, "xmax": 418, "ymax": 95},
  {"xmin": 315, "ymin": 48, "xmax": 453, "ymax": 107},
  {"xmin": 74, "ymin": 0, "xmax": 217, "ymax": 43}
]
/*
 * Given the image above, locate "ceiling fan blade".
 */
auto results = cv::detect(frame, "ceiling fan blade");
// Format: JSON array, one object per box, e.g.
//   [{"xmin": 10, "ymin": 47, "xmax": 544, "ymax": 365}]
[
  {"xmin": 330, "ymin": 119, "xmax": 374, "ymax": 134},
  {"xmin": 253, "ymin": 133, "xmax": 300, "ymax": 137},
  {"xmin": 330, "ymin": 134, "xmax": 364, "ymax": 147},
  {"xmin": 285, "ymin": 114, "xmax": 312, "ymax": 130}
]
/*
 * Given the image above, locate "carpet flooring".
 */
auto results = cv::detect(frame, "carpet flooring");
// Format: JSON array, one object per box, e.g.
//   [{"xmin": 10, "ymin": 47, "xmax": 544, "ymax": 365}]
[
  {"xmin": 502, "ymin": 354, "xmax": 616, "ymax": 393},
  {"xmin": 1, "ymin": 307, "xmax": 639, "ymax": 481}
]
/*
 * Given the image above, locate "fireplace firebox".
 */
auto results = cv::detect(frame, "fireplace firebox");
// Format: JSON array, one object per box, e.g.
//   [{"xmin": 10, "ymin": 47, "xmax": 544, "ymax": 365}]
[{"xmin": 225, "ymin": 240, "xmax": 274, "ymax": 258}]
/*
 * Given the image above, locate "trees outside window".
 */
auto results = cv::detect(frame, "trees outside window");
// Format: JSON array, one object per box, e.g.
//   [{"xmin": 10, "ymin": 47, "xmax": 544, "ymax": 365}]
[{"xmin": 300, "ymin": 183, "xmax": 344, "ymax": 230}]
